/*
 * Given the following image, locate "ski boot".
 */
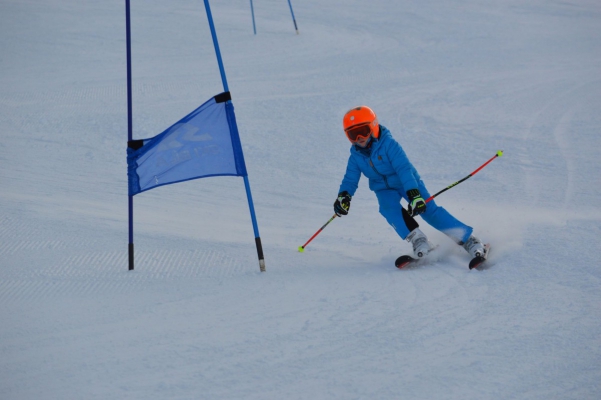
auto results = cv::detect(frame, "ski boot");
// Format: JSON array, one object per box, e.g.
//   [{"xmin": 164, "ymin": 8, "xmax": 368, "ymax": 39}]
[
  {"xmin": 462, "ymin": 235, "xmax": 490, "ymax": 269},
  {"xmin": 462, "ymin": 235, "xmax": 485, "ymax": 258},
  {"xmin": 406, "ymin": 228, "xmax": 435, "ymax": 258}
]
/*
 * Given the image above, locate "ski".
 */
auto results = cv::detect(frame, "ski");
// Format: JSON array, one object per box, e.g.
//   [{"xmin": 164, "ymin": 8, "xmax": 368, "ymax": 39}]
[
  {"xmin": 395, "ymin": 246, "xmax": 439, "ymax": 269},
  {"xmin": 396, "ymin": 243, "xmax": 492, "ymax": 270},
  {"xmin": 395, "ymin": 254, "xmax": 418, "ymax": 269},
  {"xmin": 469, "ymin": 243, "xmax": 491, "ymax": 270}
]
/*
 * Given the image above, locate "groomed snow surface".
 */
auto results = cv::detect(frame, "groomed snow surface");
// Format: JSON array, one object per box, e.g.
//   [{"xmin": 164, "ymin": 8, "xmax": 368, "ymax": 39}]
[{"xmin": 1, "ymin": 0, "xmax": 600, "ymax": 399}]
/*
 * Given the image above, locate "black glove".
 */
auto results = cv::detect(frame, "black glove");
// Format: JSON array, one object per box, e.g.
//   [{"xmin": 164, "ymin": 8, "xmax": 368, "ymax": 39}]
[
  {"xmin": 407, "ymin": 189, "xmax": 426, "ymax": 216},
  {"xmin": 334, "ymin": 191, "xmax": 352, "ymax": 216}
]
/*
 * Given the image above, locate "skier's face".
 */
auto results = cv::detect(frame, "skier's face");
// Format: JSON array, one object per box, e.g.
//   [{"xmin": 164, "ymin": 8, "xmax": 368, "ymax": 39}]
[
  {"xmin": 354, "ymin": 135, "xmax": 371, "ymax": 148},
  {"xmin": 345, "ymin": 123, "xmax": 372, "ymax": 145}
]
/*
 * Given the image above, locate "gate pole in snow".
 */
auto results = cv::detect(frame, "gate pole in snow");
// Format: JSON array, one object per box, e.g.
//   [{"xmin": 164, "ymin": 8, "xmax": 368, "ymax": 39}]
[
  {"xmin": 250, "ymin": 0, "xmax": 256, "ymax": 35},
  {"xmin": 203, "ymin": 0, "xmax": 266, "ymax": 272},
  {"xmin": 287, "ymin": 0, "xmax": 299, "ymax": 34},
  {"xmin": 125, "ymin": 0, "xmax": 135, "ymax": 271}
]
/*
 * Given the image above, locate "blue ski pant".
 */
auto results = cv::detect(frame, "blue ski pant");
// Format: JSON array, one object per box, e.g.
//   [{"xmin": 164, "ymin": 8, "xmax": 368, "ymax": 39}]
[{"xmin": 375, "ymin": 184, "xmax": 473, "ymax": 244}]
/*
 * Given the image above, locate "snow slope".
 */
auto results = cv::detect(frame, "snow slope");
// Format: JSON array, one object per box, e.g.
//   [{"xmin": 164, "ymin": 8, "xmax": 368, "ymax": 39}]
[{"xmin": 1, "ymin": 0, "xmax": 600, "ymax": 399}]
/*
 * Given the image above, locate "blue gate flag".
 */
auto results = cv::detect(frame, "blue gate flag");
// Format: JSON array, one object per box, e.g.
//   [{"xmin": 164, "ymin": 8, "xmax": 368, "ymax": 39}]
[{"xmin": 127, "ymin": 92, "xmax": 247, "ymax": 196}]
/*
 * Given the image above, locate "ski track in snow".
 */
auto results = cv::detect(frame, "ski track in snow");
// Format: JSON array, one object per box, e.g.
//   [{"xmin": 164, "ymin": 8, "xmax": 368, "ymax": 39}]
[
  {"xmin": 0, "ymin": 211, "xmax": 248, "ymax": 306},
  {"xmin": 520, "ymin": 77, "xmax": 601, "ymax": 208}
]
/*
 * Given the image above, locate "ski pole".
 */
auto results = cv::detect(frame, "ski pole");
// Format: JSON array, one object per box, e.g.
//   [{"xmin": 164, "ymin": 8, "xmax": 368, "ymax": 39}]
[
  {"xmin": 298, "ymin": 214, "xmax": 337, "ymax": 252},
  {"xmin": 424, "ymin": 150, "xmax": 503, "ymax": 203}
]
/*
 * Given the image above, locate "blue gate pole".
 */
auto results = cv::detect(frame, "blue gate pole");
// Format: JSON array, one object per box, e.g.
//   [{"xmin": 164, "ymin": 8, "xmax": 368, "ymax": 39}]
[
  {"xmin": 125, "ymin": 0, "xmax": 135, "ymax": 271},
  {"xmin": 250, "ymin": 0, "xmax": 256, "ymax": 35},
  {"xmin": 286, "ymin": 0, "xmax": 299, "ymax": 34},
  {"xmin": 203, "ymin": 0, "xmax": 265, "ymax": 272}
]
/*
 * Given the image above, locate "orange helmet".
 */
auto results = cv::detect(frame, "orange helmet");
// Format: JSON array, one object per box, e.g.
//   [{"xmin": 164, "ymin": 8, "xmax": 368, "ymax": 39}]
[{"xmin": 342, "ymin": 106, "xmax": 380, "ymax": 143}]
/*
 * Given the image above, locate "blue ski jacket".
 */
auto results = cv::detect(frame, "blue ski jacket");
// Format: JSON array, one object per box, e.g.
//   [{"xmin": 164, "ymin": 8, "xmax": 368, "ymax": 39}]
[{"xmin": 338, "ymin": 125, "xmax": 421, "ymax": 196}]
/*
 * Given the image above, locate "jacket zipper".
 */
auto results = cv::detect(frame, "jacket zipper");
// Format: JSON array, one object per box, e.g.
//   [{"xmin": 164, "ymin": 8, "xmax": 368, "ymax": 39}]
[{"xmin": 369, "ymin": 158, "xmax": 391, "ymax": 189}]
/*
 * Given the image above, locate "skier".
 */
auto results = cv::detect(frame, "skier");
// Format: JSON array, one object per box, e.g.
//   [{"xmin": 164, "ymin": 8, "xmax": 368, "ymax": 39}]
[{"xmin": 333, "ymin": 105, "xmax": 486, "ymax": 263}]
